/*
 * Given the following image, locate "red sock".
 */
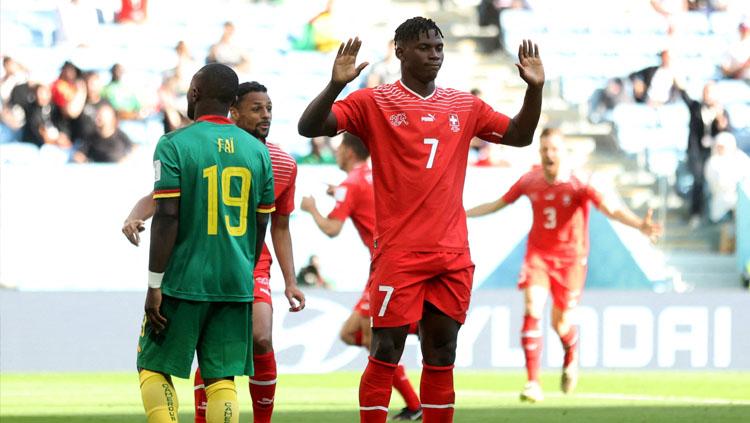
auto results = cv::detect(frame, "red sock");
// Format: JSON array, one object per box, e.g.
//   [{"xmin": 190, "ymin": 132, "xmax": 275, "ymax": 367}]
[
  {"xmin": 420, "ymin": 363, "xmax": 454, "ymax": 423},
  {"xmin": 521, "ymin": 315, "xmax": 542, "ymax": 383},
  {"xmin": 193, "ymin": 368, "xmax": 207, "ymax": 423},
  {"xmin": 359, "ymin": 356, "xmax": 397, "ymax": 423},
  {"xmin": 392, "ymin": 364, "xmax": 420, "ymax": 411},
  {"xmin": 560, "ymin": 326, "xmax": 579, "ymax": 368},
  {"xmin": 250, "ymin": 351, "xmax": 277, "ymax": 423}
]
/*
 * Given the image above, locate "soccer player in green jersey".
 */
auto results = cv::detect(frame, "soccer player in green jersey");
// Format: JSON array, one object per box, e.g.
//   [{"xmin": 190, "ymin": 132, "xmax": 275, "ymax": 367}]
[{"xmin": 137, "ymin": 63, "xmax": 275, "ymax": 423}]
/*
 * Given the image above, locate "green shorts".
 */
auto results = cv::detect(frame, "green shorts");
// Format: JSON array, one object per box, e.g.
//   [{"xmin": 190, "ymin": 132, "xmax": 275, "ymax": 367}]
[{"xmin": 136, "ymin": 295, "xmax": 253, "ymax": 379}]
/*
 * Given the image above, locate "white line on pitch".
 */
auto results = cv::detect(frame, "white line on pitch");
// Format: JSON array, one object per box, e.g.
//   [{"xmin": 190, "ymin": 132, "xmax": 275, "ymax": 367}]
[{"xmin": 458, "ymin": 390, "xmax": 750, "ymax": 405}]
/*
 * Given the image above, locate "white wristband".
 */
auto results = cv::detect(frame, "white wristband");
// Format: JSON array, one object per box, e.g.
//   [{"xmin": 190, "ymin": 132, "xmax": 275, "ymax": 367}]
[{"xmin": 148, "ymin": 271, "xmax": 164, "ymax": 289}]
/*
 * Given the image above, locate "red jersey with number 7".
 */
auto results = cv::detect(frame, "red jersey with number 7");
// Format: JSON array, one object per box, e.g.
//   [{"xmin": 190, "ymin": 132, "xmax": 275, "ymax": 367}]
[
  {"xmin": 502, "ymin": 166, "xmax": 604, "ymax": 258},
  {"xmin": 332, "ymin": 81, "xmax": 511, "ymax": 253}
]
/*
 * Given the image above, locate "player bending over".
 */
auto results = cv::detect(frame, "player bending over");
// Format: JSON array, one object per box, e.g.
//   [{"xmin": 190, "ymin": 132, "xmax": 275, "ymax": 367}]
[
  {"xmin": 125, "ymin": 81, "xmax": 305, "ymax": 423},
  {"xmin": 466, "ymin": 127, "xmax": 662, "ymax": 403},
  {"xmin": 300, "ymin": 133, "xmax": 422, "ymax": 421},
  {"xmin": 298, "ymin": 17, "xmax": 544, "ymax": 423}
]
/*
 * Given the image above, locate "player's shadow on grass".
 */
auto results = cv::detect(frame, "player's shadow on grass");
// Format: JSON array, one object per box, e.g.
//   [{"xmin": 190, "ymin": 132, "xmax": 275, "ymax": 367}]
[{"xmin": 3, "ymin": 405, "xmax": 750, "ymax": 423}]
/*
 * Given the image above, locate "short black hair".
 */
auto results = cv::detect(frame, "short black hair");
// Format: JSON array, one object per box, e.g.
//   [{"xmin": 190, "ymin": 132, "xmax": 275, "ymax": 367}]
[
  {"xmin": 236, "ymin": 81, "xmax": 267, "ymax": 103},
  {"xmin": 540, "ymin": 127, "xmax": 563, "ymax": 139},
  {"xmin": 394, "ymin": 17, "xmax": 443, "ymax": 45},
  {"xmin": 196, "ymin": 63, "xmax": 239, "ymax": 105},
  {"xmin": 341, "ymin": 132, "xmax": 369, "ymax": 160}
]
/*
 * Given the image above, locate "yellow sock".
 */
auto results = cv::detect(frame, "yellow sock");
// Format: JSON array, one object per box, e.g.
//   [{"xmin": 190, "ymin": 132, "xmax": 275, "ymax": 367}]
[
  {"xmin": 205, "ymin": 379, "xmax": 239, "ymax": 423},
  {"xmin": 139, "ymin": 370, "xmax": 179, "ymax": 422}
]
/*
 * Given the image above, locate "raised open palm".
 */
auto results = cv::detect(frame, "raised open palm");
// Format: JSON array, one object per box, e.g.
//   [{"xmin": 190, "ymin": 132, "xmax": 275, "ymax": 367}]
[
  {"xmin": 332, "ymin": 37, "xmax": 369, "ymax": 86},
  {"xmin": 516, "ymin": 39, "xmax": 545, "ymax": 89}
]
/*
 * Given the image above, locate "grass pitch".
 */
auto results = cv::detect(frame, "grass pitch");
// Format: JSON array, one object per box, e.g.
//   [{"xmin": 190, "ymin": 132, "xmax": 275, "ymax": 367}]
[{"xmin": 1, "ymin": 371, "xmax": 748, "ymax": 422}]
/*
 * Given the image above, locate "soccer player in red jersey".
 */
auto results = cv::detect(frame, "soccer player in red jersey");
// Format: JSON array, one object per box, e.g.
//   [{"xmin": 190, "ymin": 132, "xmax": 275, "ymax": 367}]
[
  {"xmin": 300, "ymin": 133, "xmax": 422, "ymax": 421},
  {"xmin": 466, "ymin": 128, "xmax": 663, "ymax": 402},
  {"xmin": 122, "ymin": 81, "xmax": 306, "ymax": 423},
  {"xmin": 297, "ymin": 17, "xmax": 544, "ymax": 423}
]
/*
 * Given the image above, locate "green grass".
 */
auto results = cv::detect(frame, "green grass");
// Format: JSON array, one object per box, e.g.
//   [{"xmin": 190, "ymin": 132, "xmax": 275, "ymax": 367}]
[{"xmin": 1, "ymin": 371, "xmax": 749, "ymax": 422}]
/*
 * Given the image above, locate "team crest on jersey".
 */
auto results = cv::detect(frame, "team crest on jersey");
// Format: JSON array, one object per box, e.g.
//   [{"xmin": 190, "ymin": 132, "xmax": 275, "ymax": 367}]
[
  {"xmin": 449, "ymin": 113, "xmax": 460, "ymax": 132},
  {"xmin": 390, "ymin": 112, "xmax": 408, "ymax": 127}
]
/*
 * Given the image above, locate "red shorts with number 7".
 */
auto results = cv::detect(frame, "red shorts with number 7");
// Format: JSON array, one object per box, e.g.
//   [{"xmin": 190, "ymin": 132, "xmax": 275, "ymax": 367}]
[{"xmin": 367, "ymin": 250, "xmax": 475, "ymax": 328}]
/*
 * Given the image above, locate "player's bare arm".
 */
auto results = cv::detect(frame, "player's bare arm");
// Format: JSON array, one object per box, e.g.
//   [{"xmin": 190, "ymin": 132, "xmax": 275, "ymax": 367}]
[
  {"xmin": 254, "ymin": 212, "xmax": 271, "ymax": 268},
  {"xmin": 271, "ymin": 213, "xmax": 306, "ymax": 312},
  {"xmin": 145, "ymin": 197, "xmax": 180, "ymax": 334},
  {"xmin": 300, "ymin": 195, "xmax": 345, "ymax": 237},
  {"xmin": 298, "ymin": 37, "xmax": 369, "ymax": 137},
  {"xmin": 122, "ymin": 192, "xmax": 156, "ymax": 246},
  {"xmin": 502, "ymin": 40, "xmax": 545, "ymax": 148},
  {"xmin": 466, "ymin": 198, "xmax": 508, "ymax": 218},
  {"xmin": 598, "ymin": 203, "xmax": 664, "ymax": 243}
]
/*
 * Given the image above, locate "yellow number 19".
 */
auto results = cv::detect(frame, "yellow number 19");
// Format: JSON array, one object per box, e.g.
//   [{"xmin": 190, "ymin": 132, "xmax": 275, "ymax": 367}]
[{"xmin": 202, "ymin": 165, "xmax": 252, "ymax": 236}]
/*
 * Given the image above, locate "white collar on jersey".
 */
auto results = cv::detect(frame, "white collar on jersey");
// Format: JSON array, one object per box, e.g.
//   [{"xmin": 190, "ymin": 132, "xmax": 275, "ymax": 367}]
[{"xmin": 398, "ymin": 80, "xmax": 436, "ymax": 100}]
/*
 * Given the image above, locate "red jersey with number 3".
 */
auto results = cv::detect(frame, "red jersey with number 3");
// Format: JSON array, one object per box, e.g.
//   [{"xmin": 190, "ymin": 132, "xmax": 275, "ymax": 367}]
[
  {"xmin": 255, "ymin": 142, "xmax": 298, "ymax": 275},
  {"xmin": 502, "ymin": 166, "xmax": 604, "ymax": 258},
  {"xmin": 332, "ymin": 81, "xmax": 511, "ymax": 253},
  {"xmin": 327, "ymin": 162, "xmax": 376, "ymax": 258}
]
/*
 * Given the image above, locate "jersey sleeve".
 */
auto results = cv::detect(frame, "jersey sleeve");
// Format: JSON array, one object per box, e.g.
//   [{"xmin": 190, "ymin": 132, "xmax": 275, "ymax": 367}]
[
  {"xmin": 274, "ymin": 162, "xmax": 297, "ymax": 215},
  {"xmin": 501, "ymin": 174, "xmax": 527, "ymax": 204},
  {"xmin": 153, "ymin": 136, "xmax": 181, "ymax": 199},
  {"xmin": 582, "ymin": 184, "xmax": 604, "ymax": 208},
  {"xmin": 327, "ymin": 181, "xmax": 355, "ymax": 222},
  {"xmin": 331, "ymin": 89, "xmax": 371, "ymax": 141},
  {"xmin": 474, "ymin": 97, "xmax": 511, "ymax": 144},
  {"xmin": 257, "ymin": 150, "xmax": 276, "ymax": 214}
]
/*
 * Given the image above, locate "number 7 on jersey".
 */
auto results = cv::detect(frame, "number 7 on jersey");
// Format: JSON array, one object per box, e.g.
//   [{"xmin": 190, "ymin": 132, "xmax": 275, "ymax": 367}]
[{"xmin": 424, "ymin": 138, "xmax": 438, "ymax": 169}]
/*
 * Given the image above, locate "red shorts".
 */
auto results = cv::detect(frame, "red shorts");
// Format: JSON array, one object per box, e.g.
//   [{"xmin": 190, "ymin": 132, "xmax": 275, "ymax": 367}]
[
  {"xmin": 253, "ymin": 272, "xmax": 272, "ymax": 305},
  {"xmin": 354, "ymin": 281, "xmax": 372, "ymax": 317},
  {"xmin": 367, "ymin": 250, "xmax": 474, "ymax": 328},
  {"xmin": 518, "ymin": 249, "xmax": 587, "ymax": 311}
]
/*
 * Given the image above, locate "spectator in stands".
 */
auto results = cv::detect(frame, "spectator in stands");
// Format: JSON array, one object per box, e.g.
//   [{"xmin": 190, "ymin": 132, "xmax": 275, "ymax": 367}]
[
  {"xmin": 56, "ymin": 0, "xmax": 100, "ymax": 47},
  {"xmin": 365, "ymin": 40, "xmax": 399, "ymax": 88},
  {"xmin": 73, "ymin": 71, "xmax": 112, "ymax": 143},
  {"xmin": 21, "ymin": 84, "xmax": 72, "ymax": 149},
  {"xmin": 629, "ymin": 50, "xmax": 680, "ymax": 106},
  {"xmin": 676, "ymin": 78, "xmax": 731, "ymax": 227},
  {"xmin": 173, "ymin": 41, "xmax": 198, "ymax": 95},
  {"xmin": 298, "ymin": 136, "xmax": 337, "ymax": 164},
  {"xmin": 158, "ymin": 74, "xmax": 189, "ymax": 133},
  {"xmin": 1, "ymin": 57, "xmax": 28, "ymax": 106},
  {"xmin": 72, "ymin": 103, "xmax": 133, "ymax": 163},
  {"xmin": 296, "ymin": 255, "xmax": 331, "ymax": 289},
  {"xmin": 720, "ymin": 17, "xmax": 750, "ymax": 80},
  {"xmin": 206, "ymin": 21, "xmax": 251, "ymax": 73},
  {"xmin": 477, "ymin": 0, "xmax": 529, "ymax": 53},
  {"xmin": 115, "ymin": 0, "xmax": 148, "ymax": 24},
  {"xmin": 588, "ymin": 77, "xmax": 632, "ymax": 124},
  {"xmin": 0, "ymin": 57, "xmax": 28, "ymax": 141},
  {"xmin": 50, "ymin": 61, "xmax": 86, "ymax": 135},
  {"xmin": 705, "ymin": 132, "xmax": 750, "ymax": 222},
  {"xmin": 101, "ymin": 63, "xmax": 141, "ymax": 120}
]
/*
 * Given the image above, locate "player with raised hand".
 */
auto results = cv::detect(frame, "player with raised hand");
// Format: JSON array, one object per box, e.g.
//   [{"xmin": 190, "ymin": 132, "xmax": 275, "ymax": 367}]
[
  {"xmin": 300, "ymin": 133, "xmax": 422, "ymax": 421},
  {"xmin": 298, "ymin": 17, "xmax": 544, "ymax": 423},
  {"xmin": 125, "ymin": 81, "xmax": 305, "ymax": 423},
  {"xmin": 136, "ymin": 64, "xmax": 275, "ymax": 423},
  {"xmin": 466, "ymin": 128, "xmax": 663, "ymax": 403}
]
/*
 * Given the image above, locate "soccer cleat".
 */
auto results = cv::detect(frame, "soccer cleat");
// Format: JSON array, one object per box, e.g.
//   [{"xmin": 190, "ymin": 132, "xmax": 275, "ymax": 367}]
[
  {"xmin": 561, "ymin": 362, "xmax": 579, "ymax": 394},
  {"xmin": 519, "ymin": 381, "xmax": 544, "ymax": 403},
  {"xmin": 391, "ymin": 406, "xmax": 423, "ymax": 421}
]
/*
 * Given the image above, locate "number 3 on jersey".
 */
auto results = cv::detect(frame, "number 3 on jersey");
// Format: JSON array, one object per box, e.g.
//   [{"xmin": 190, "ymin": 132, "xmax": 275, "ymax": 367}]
[
  {"xmin": 543, "ymin": 206, "xmax": 557, "ymax": 229},
  {"xmin": 203, "ymin": 165, "xmax": 252, "ymax": 236},
  {"xmin": 424, "ymin": 138, "xmax": 439, "ymax": 169}
]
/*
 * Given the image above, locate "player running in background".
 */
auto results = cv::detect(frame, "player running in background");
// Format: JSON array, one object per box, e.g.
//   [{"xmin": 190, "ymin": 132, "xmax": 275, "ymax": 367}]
[
  {"xmin": 124, "ymin": 81, "xmax": 305, "ymax": 423},
  {"xmin": 298, "ymin": 17, "xmax": 544, "ymax": 422},
  {"xmin": 300, "ymin": 133, "xmax": 422, "ymax": 421},
  {"xmin": 137, "ymin": 64, "xmax": 275, "ymax": 423},
  {"xmin": 466, "ymin": 127, "xmax": 663, "ymax": 403}
]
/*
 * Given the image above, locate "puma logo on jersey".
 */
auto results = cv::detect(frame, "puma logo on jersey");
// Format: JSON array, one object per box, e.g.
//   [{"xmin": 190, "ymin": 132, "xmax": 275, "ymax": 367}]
[
  {"xmin": 421, "ymin": 113, "xmax": 436, "ymax": 122},
  {"xmin": 545, "ymin": 193, "xmax": 555, "ymax": 200},
  {"xmin": 390, "ymin": 112, "xmax": 408, "ymax": 127}
]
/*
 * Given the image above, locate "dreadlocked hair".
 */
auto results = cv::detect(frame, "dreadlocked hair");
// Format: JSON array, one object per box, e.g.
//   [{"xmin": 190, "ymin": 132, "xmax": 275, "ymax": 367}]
[{"xmin": 394, "ymin": 17, "xmax": 443, "ymax": 45}]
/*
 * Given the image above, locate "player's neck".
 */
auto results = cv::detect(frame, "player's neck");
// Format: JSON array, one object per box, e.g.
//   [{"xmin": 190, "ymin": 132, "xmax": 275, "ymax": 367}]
[
  {"xmin": 543, "ymin": 170, "xmax": 557, "ymax": 183},
  {"xmin": 194, "ymin": 102, "xmax": 230, "ymax": 121},
  {"xmin": 346, "ymin": 160, "xmax": 365, "ymax": 173},
  {"xmin": 400, "ymin": 76, "xmax": 436, "ymax": 99}
]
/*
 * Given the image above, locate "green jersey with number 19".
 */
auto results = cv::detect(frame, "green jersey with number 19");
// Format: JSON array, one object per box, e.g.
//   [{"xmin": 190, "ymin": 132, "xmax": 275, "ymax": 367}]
[{"xmin": 152, "ymin": 115, "xmax": 275, "ymax": 302}]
